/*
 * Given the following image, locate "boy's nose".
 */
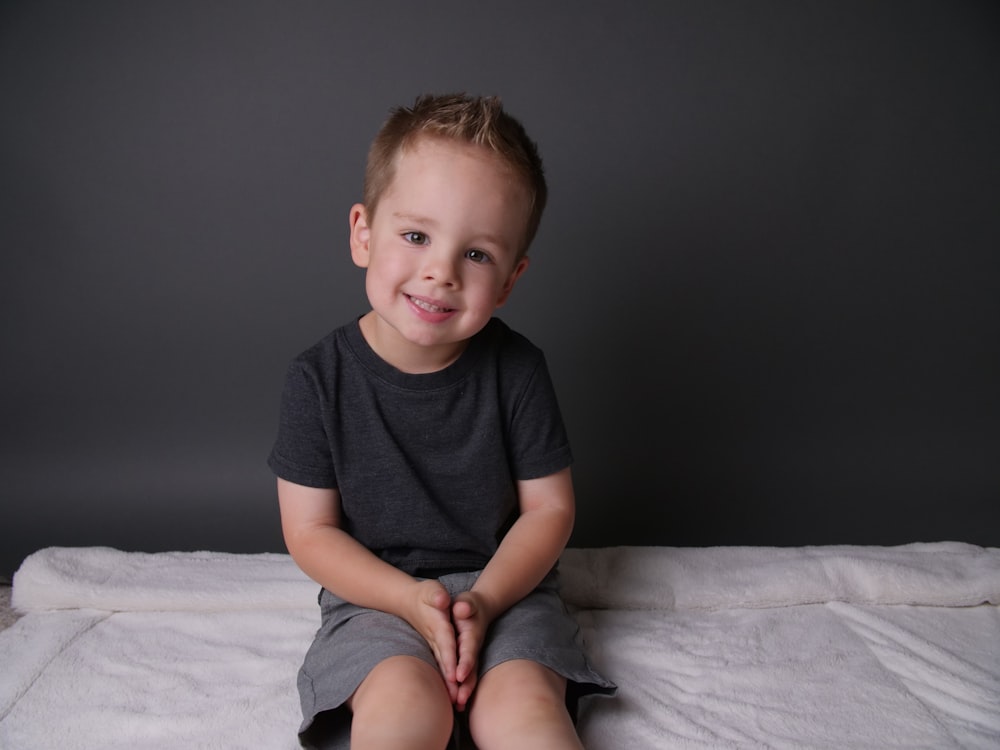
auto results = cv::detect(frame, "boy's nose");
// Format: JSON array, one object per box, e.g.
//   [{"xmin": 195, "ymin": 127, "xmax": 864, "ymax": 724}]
[{"xmin": 421, "ymin": 251, "xmax": 460, "ymax": 287}]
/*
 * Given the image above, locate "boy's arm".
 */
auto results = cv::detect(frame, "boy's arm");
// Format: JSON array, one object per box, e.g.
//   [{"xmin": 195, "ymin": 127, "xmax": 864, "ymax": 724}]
[
  {"xmin": 470, "ymin": 466, "xmax": 575, "ymax": 614},
  {"xmin": 451, "ymin": 466, "xmax": 576, "ymax": 705},
  {"xmin": 276, "ymin": 477, "xmax": 461, "ymax": 697}
]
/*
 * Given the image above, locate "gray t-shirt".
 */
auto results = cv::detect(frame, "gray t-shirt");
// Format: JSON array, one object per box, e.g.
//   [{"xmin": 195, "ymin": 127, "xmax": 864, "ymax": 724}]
[{"xmin": 268, "ymin": 317, "xmax": 572, "ymax": 576}]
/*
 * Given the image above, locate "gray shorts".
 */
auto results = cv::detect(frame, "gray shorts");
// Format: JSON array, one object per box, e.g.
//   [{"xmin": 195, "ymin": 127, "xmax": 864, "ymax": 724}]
[{"xmin": 297, "ymin": 568, "xmax": 616, "ymax": 749}]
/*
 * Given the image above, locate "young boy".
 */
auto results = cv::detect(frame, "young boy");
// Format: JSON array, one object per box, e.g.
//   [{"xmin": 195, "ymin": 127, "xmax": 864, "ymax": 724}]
[{"xmin": 269, "ymin": 93, "xmax": 614, "ymax": 750}]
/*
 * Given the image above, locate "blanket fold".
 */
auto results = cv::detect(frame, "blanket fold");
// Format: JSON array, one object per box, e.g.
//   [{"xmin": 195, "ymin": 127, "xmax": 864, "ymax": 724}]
[
  {"xmin": 12, "ymin": 547, "xmax": 317, "ymax": 613},
  {"xmin": 13, "ymin": 542, "xmax": 1000, "ymax": 614},
  {"xmin": 558, "ymin": 542, "xmax": 1000, "ymax": 611}
]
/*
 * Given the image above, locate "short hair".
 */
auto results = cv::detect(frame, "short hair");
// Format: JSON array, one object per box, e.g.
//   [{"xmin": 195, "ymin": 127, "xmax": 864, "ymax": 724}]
[{"xmin": 363, "ymin": 93, "xmax": 547, "ymax": 256}]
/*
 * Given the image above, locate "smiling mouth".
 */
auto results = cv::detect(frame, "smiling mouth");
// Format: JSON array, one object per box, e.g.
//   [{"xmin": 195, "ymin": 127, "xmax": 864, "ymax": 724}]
[{"xmin": 407, "ymin": 295, "xmax": 454, "ymax": 314}]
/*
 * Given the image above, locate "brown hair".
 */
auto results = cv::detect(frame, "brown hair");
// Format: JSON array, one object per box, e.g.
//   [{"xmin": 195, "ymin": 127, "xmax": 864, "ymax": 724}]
[{"xmin": 363, "ymin": 93, "xmax": 547, "ymax": 256}]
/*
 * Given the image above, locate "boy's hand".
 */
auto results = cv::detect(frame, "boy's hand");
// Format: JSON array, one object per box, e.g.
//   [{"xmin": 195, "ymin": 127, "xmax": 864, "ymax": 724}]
[
  {"xmin": 451, "ymin": 590, "xmax": 496, "ymax": 711},
  {"xmin": 402, "ymin": 579, "xmax": 460, "ymax": 702}
]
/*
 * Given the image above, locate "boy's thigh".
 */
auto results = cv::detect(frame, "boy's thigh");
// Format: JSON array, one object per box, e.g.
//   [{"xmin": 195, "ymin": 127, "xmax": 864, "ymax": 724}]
[{"xmin": 308, "ymin": 591, "xmax": 440, "ymax": 701}]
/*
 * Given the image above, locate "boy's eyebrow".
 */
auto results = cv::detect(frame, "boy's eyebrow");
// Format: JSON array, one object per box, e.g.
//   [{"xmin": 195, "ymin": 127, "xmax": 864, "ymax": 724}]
[{"xmin": 392, "ymin": 212, "xmax": 438, "ymax": 227}]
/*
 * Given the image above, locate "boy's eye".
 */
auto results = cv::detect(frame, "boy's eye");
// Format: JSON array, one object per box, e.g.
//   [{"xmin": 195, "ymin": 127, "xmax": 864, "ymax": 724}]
[
  {"xmin": 403, "ymin": 231, "xmax": 428, "ymax": 245},
  {"xmin": 466, "ymin": 249, "xmax": 492, "ymax": 264}
]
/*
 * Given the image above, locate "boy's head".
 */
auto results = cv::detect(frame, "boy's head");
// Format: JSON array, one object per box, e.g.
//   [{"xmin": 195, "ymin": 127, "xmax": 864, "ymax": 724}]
[{"xmin": 363, "ymin": 93, "xmax": 547, "ymax": 258}]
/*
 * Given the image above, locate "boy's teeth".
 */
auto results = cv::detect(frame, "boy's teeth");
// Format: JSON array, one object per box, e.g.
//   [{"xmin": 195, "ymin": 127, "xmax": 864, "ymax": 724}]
[{"xmin": 411, "ymin": 296, "xmax": 448, "ymax": 313}]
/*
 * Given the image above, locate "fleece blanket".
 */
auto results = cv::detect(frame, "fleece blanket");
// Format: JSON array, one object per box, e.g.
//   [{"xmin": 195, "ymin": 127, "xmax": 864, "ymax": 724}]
[{"xmin": 2, "ymin": 543, "xmax": 999, "ymax": 749}]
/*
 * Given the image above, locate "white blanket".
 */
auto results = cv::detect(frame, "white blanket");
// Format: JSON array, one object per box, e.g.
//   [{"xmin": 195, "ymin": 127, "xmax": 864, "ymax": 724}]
[{"xmin": 2, "ymin": 543, "xmax": 998, "ymax": 748}]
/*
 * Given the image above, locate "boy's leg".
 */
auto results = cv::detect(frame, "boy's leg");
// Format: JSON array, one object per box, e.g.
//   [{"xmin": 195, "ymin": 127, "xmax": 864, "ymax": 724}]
[
  {"xmin": 467, "ymin": 660, "xmax": 584, "ymax": 750},
  {"xmin": 348, "ymin": 655, "xmax": 454, "ymax": 750}
]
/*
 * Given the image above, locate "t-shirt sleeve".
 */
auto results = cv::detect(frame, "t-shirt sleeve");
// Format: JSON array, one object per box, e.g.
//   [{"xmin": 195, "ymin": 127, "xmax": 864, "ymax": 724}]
[
  {"xmin": 267, "ymin": 360, "xmax": 338, "ymax": 488},
  {"xmin": 507, "ymin": 354, "xmax": 573, "ymax": 481}
]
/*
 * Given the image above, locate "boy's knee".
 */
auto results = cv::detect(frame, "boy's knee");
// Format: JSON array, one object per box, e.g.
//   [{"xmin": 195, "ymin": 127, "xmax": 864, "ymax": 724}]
[
  {"xmin": 469, "ymin": 660, "xmax": 574, "ymax": 746},
  {"xmin": 349, "ymin": 656, "xmax": 453, "ymax": 748},
  {"xmin": 350, "ymin": 655, "xmax": 448, "ymax": 708}
]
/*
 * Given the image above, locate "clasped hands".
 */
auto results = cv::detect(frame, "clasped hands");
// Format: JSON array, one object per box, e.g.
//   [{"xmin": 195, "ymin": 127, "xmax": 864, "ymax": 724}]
[{"xmin": 402, "ymin": 578, "xmax": 497, "ymax": 712}]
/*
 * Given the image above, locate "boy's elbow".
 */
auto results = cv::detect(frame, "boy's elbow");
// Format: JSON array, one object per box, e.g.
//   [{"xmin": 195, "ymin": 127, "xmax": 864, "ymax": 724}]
[
  {"xmin": 281, "ymin": 519, "xmax": 332, "ymax": 562},
  {"xmin": 281, "ymin": 525, "xmax": 305, "ymax": 558},
  {"xmin": 556, "ymin": 503, "xmax": 576, "ymax": 544}
]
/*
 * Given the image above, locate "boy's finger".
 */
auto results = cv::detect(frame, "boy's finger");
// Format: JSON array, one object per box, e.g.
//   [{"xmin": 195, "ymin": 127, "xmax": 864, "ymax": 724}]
[
  {"xmin": 443, "ymin": 672, "xmax": 460, "ymax": 704},
  {"xmin": 430, "ymin": 621, "xmax": 458, "ymax": 682},
  {"xmin": 452, "ymin": 596, "xmax": 475, "ymax": 621},
  {"xmin": 432, "ymin": 589, "xmax": 452, "ymax": 611},
  {"xmin": 456, "ymin": 673, "xmax": 478, "ymax": 712},
  {"xmin": 421, "ymin": 580, "xmax": 452, "ymax": 611},
  {"xmin": 428, "ymin": 636, "xmax": 459, "ymax": 704},
  {"xmin": 455, "ymin": 624, "xmax": 482, "ymax": 684}
]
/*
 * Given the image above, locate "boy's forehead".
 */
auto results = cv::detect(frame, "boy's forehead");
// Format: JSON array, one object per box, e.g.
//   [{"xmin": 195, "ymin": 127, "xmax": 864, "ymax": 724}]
[
  {"xmin": 395, "ymin": 135, "xmax": 519, "ymax": 183},
  {"xmin": 379, "ymin": 137, "xmax": 526, "ymax": 209}
]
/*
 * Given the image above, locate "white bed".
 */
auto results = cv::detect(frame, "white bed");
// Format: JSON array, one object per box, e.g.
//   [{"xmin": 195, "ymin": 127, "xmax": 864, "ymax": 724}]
[{"xmin": 2, "ymin": 543, "xmax": 998, "ymax": 748}]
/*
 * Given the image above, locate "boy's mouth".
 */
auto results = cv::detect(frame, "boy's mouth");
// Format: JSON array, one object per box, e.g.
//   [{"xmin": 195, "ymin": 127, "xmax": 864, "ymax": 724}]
[{"xmin": 407, "ymin": 295, "xmax": 454, "ymax": 314}]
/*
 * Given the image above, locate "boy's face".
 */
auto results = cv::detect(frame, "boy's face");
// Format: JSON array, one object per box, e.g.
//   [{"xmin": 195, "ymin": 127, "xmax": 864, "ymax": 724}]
[{"xmin": 350, "ymin": 136, "xmax": 531, "ymax": 372}]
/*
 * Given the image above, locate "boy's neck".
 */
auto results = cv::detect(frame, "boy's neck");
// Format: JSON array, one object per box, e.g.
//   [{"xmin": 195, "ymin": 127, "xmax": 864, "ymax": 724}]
[{"xmin": 358, "ymin": 311, "xmax": 469, "ymax": 374}]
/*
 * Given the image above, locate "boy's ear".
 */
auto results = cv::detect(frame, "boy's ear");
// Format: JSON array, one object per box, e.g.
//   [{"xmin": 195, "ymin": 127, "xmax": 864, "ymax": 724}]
[
  {"xmin": 496, "ymin": 256, "xmax": 530, "ymax": 307},
  {"xmin": 349, "ymin": 204, "xmax": 371, "ymax": 268}
]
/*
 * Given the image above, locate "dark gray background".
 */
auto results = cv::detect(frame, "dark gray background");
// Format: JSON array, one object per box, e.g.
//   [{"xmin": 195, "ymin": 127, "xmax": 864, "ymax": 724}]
[{"xmin": 2, "ymin": 1, "xmax": 998, "ymax": 578}]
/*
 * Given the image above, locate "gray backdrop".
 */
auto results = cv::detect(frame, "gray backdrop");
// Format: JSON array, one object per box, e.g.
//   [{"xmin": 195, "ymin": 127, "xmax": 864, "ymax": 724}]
[{"xmin": 2, "ymin": 1, "xmax": 998, "ymax": 577}]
